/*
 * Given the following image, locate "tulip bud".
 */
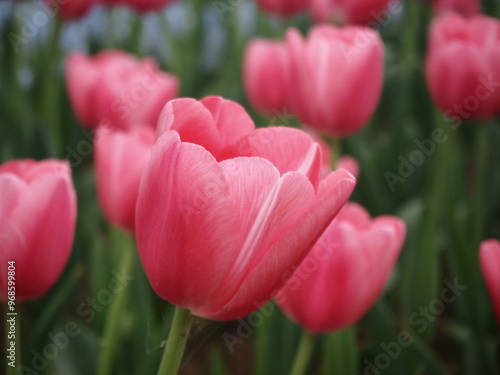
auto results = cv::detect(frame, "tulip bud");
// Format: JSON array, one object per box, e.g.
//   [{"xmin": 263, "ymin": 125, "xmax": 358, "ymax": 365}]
[
  {"xmin": 102, "ymin": 0, "xmax": 178, "ymax": 13},
  {"xmin": 243, "ymin": 39, "xmax": 290, "ymax": 117},
  {"xmin": 480, "ymin": 239, "xmax": 500, "ymax": 327},
  {"xmin": 423, "ymin": 0, "xmax": 481, "ymax": 17},
  {"xmin": 425, "ymin": 13, "xmax": 500, "ymax": 121},
  {"xmin": 286, "ymin": 25, "xmax": 384, "ymax": 137},
  {"xmin": 44, "ymin": 0, "xmax": 99, "ymax": 19},
  {"xmin": 277, "ymin": 203, "xmax": 405, "ymax": 332},
  {"xmin": 95, "ymin": 126, "xmax": 156, "ymax": 233},
  {"xmin": 0, "ymin": 159, "xmax": 77, "ymax": 301},
  {"xmin": 311, "ymin": 0, "xmax": 397, "ymax": 25},
  {"xmin": 65, "ymin": 50, "xmax": 179, "ymax": 130},
  {"xmin": 256, "ymin": 0, "xmax": 309, "ymax": 17}
]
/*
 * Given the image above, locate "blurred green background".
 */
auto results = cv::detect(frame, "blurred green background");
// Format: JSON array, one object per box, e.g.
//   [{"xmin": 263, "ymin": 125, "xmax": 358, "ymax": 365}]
[{"xmin": 1, "ymin": 0, "xmax": 500, "ymax": 374}]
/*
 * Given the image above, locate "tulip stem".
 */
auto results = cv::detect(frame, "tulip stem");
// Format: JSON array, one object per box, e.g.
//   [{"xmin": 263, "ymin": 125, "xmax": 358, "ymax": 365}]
[
  {"xmin": 324, "ymin": 327, "xmax": 358, "ymax": 375},
  {"xmin": 96, "ymin": 229, "xmax": 136, "ymax": 375},
  {"xmin": 289, "ymin": 331, "xmax": 316, "ymax": 375},
  {"xmin": 327, "ymin": 137, "xmax": 341, "ymax": 167},
  {"xmin": 157, "ymin": 306, "xmax": 194, "ymax": 375},
  {"xmin": 473, "ymin": 122, "xmax": 488, "ymax": 247}
]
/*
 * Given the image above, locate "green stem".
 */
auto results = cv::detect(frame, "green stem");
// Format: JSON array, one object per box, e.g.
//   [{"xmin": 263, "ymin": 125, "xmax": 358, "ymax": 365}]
[
  {"xmin": 130, "ymin": 15, "xmax": 143, "ymax": 56},
  {"xmin": 255, "ymin": 305, "xmax": 271, "ymax": 375},
  {"xmin": 473, "ymin": 122, "xmax": 488, "ymax": 247},
  {"xmin": 289, "ymin": 331, "xmax": 316, "ymax": 375},
  {"xmin": 327, "ymin": 137, "xmax": 341, "ymax": 168},
  {"xmin": 41, "ymin": 18, "xmax": 62, "ymax": 157},
  {"xmin": 28, "ymin": 265, "xmax": 84, "ymax": 350},
  {"xmin": 323, "ymin": 327, "xmax": 358, "ymax": 375},
  {"xmin": 96, "ymin": 229, "xmax": 136, "ymax": 375},
  {"xmin": 391, "ymin": 0, "xmax": 420, "ymax": 156},
  {"xmin": 157, "ymin": 306, "xmax": 194, "ymax": 375},
  {"xmin": 403, "ymin": 108, "xmax": 454, "ymax": 341}
]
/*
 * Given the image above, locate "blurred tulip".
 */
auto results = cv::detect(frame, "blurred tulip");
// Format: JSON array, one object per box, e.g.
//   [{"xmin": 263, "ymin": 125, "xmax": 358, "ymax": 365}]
[
  {"xmin": 480, "ymin": 239, "xmax": 500, "ymax": 326},
  {"xmin": 277, "ymin": 202, "xmax": 405, "ymax": 332},
  {"xmin": 102, "ymin": 0, "xmax": 177, "ymax": 12},
  {"xmin": 425, "ymin": 14, "xmax": 500, "ymax": 120},
  {"xmin": 243, "ymin": 39, "xmax": 289, "ymax": 116},
  {"xmin": 337, "ymin": 155, "xmax": 359, "ymax": 178},
  {"xmin": 94, "ymin": 126, "xmax": 155, "ymax": 234},
  {"xmin": 136, "ymin": 97, "xmax": 356, "ymax": 321},
  {"xmin": 256, "ymin": 0, "xmax": 309, "ymax": 17},
  {"xmin": 286, "ymin": 25, "xmax": 384, "ymax": 137},
  {"xmin": 44, "ymin": 0, "xmax": 99, "ymax": 19},
  {"xmin": 65, "ymin": 50, "xmax": 179, "ymax": 130},
  {"xmin": 311, "ymin": 0, "xmax": 397, "ymax": 25},
  {"xmin": 424, "ymin": 0, "xmax": 481, "ymax": 17},
  {"xmin": 0, "ymin": 159, "xmax": 76, "ymax": 302}
]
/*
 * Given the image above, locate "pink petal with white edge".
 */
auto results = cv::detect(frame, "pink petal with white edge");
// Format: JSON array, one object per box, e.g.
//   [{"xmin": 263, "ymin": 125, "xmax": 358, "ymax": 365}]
[
  {"xmin": 228, "ymin": 127, "xmax": 323, "ymax": 188},
  {"xmin": 204, "ymin": 169, "xmax": 356, "ymax": 320}
]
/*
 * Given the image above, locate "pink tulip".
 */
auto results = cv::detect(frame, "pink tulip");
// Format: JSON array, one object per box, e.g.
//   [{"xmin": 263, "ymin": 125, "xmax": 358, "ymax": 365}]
[
  {"xmin": 94, "ymin": 125, "xmax": 155, "ymax": 233},
  {"xmin": 44, "ymin": 0, "xmax": 99, "ymax": 19},
  {"xmin": 424, "ymin": 0, "xmax": 481, "ymax": 17},
  {"xmin": 102, "ymin": 0, "xmax": 177, "ymax": 12},
  {"xmin": 480, "ymin": 239, "xmax": 500, "ymax": 326},
  {"xmin": 277, "ymin": 202, "xmax": 405, "ymax": 332},
  {"xmin": 425, "ymin": 14, "xmax": 500, "ymax": 121},
  {"xmin": 0, "ymin": 159, "xmax": 77, "ymax": 302},
  {"xmin": 311, "ymin": 0, "xmax": 397, "ymax": 25},
  {"xmin": 336, "ymin": 155, "xmax": 359, "ymax": 179},
  {"xmin": 256, "ymin": 0, "xmax": 310, "ymax": 17},
  {"xmin": 243, "ymin": 39, "xmax": 290, "ymax": 116},
  {"xmin": 135, "ymin": 97, "xmax": 356, "ymax": 321},
  {"xmin": 286, "ymin": 25, "xmax": 384, "ymax": 137},
  {"xmin": 65, "ymin": 50, "xmax": 179, "ymax": 130}
]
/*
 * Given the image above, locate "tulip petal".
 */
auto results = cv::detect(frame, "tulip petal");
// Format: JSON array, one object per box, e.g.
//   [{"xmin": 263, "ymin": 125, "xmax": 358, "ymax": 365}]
[
  {"xmin": 204, "ymin": 169, "xmax": 356, "ymax": 320},
  {"xmin": 229, "ymin": 127, "xmax": 323, "ymax": 188},
  {"xmin": 136, "ymin": 131, "xmax": 240, "ymax": 309},
  {"xmin": 157, "ymin": 98, "xmax": 222, "ymax": 156},
  {"xmin": 200, "ymin": 96, "xmax": 255, "ymax": 154}
]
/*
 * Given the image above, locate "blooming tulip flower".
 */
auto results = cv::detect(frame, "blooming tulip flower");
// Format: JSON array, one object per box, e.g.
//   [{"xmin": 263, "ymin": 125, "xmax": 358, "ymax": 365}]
[
  {"xmin": 286, "ymin": 25, "xmax": 384, "ymax": 137},
  {"xmin": 65, "ymin": 50, "xmax": 179, "ymax": 130},
  {"xmin": 480, "ymin": 239, "xmax": 500, "ymax": 326},
  {"xmin": 0, "ymin": 159, "xmax": 77, "ymax": 302},
  {"xmin": 277, "ymin": 203, "xmax": 405, "ymax": 332},
  {"xmin": 43, "ymin": 0, "xmax": 99, "ymax": 19},
  {"xmin": 256, "ymin": 0, "xmax": 309, "ymax": 17},
  {"xmin": 94, "ymin": 125, "xmax": 155, "ymax": 233},
  {"xmin": 311, "ymin": 0, "xmax": 396, "ymax": 25},
  {"xmin": 243, "ymin": 39, "xmax": 290, "ymax": 116},
  {"xmin": 424, "ymin": 0, "xmax": 481, "ymax": 17},
  {"xmin": 425, "ymin": 14, "xmax": 500, "ymax": 121},
  {"xmin": 135, "ymin": 97, "xmax": 356, "ymax": 321}
]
